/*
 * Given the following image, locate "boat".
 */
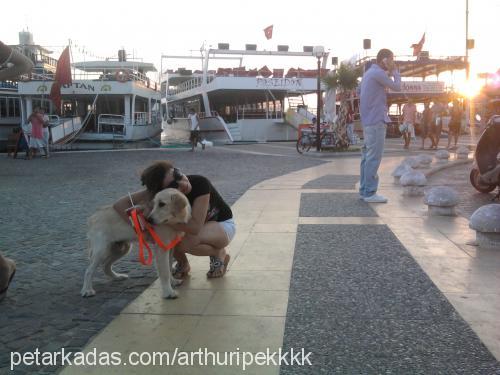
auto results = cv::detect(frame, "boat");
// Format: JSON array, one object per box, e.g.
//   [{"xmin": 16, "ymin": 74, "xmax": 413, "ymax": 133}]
[
  {"xmin": 161, "ymin": 45, "xmax": 330, "ymax": 143},
  {"xmin": 17, "ymin": 48, "xmax": 161, "ymax": 146}
]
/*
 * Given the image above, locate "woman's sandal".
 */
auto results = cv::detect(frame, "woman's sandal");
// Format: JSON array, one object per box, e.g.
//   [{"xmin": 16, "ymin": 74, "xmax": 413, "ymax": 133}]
[
  {"xmin": 0, "ymin": 268, "xmax": 16, "ymax": 302},
  {"xmin": 207, "ymin": 254, "xmax": 230, "ymax": 279},
  {"xmin": 172, "ymin": 262, "xmax": 190, "ymax": 279}
]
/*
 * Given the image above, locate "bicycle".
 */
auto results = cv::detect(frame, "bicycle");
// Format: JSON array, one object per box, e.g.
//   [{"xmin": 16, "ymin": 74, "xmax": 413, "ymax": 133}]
[{"xmin": 296, "ymin": 124, "xmax": 342, "ymax": 154}]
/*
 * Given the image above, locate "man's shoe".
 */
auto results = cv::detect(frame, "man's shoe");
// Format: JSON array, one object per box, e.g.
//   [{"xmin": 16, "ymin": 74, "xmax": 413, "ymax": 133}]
[{"xmin": 363, "ymin": 194, "xmax": 388, "ymax": 203}]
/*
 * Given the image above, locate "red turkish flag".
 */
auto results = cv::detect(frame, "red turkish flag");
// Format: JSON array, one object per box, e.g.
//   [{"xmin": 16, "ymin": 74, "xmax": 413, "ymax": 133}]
[
  {"xmin": 50, "ymin": 46, "xmax": 72, "ymax": 113},
  {"xmin": 411, "ymin": 33, "xmax": 426, "ymax": 56},
  {"xmin": 49, "ymin": 81, "xmax": 62, "ymax": 113},
  {"xmin": 264, "ymin": 25, "xmax": 273, "ymax": 40}
]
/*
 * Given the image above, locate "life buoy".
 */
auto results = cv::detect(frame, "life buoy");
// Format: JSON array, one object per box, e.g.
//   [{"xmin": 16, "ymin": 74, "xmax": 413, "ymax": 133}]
[{"xmin": 116, "ymin": 71, "xmax": 129, "ymax": 82}]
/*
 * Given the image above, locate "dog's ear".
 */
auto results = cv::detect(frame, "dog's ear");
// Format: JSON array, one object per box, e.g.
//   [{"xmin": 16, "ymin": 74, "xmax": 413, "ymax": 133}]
[{"xmin": 171, "ymin": 193, "xmax": 187, "ymax": 212}]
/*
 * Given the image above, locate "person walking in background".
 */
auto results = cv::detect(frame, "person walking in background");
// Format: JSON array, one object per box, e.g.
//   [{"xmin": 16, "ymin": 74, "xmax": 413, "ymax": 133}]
[
  {"xmin": 420, "ymin": 102, "xmax": 434, "ymax": 149},
  {"xmin": 400, "ymin": 98, "xmax": 417, "ymax": 149},
  {"xmin": 431, "ymin": 101, "xmax": 445, "ymax": 149},
  {"xmin": 359, "ymin": 48, "xmax": 401, "ymax": 203},
  {"xmin": 27, "ymin": 107, "xmax": 45, "ymax": 159},
  {"xmin": 346, "ymin": 104, "xmax": 356, "ymax": 144},
  {"xmin": 41, "ymin": 108, "xmax": 50, "ymax": 158},
  {"xmin": 447, "ymin": 99, "xmax": 463, "ymax": 150},
  {"xmin": 188, "ymin": 108, "xmax": 202, "ymax": 151}
]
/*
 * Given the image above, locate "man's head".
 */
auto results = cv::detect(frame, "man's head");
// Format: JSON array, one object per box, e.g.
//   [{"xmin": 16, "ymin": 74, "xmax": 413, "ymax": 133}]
[
  {"xmin": 376, "ymin": 49, "xmax": 394, "ymax": 71},
  {"xmin": 189, "ymin": 108, "xmax": 196, "ymax": 114}
]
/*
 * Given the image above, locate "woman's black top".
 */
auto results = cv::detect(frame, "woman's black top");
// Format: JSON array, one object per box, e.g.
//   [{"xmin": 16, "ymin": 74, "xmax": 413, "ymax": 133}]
[{"xmin": 185, "ymin": 175, "xmax": 232, "ymax": 222}]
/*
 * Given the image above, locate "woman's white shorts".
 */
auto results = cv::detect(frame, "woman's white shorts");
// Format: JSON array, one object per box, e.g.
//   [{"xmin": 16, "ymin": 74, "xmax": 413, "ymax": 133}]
[{"xmin": 219, "ymin": 218, "xmax": 236, "ymax": 243}]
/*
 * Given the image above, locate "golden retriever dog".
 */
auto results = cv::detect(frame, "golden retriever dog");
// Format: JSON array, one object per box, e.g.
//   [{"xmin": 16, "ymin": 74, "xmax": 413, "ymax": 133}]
[{"xmin": 81, "ymin": 188, "xmax": 191, "ymax": 299}]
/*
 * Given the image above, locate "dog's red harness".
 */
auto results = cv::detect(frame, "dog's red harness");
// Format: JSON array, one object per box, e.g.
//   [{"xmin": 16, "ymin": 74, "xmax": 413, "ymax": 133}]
[{"xmin": 128, "ymin": 208, "xmax": 183, "ymax": 266}]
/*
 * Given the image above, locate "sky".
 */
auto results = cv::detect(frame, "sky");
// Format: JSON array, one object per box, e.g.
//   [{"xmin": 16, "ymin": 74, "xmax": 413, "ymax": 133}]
[{"xmin": 2, "ymin": 0, "xmax": 499, "ymax": 87}]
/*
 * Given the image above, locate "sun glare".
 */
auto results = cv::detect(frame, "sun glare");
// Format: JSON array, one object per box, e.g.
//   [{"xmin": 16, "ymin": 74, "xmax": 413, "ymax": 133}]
[{"xmin": 457, "ymin": 78, "xmax": 483, "ymax": 99}]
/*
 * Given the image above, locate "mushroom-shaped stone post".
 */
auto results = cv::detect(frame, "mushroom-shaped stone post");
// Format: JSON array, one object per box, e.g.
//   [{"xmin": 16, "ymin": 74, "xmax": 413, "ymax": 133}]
[
  {"xmin": 435, "ymin": 149, "xmax": 450, "ymax": 163},
  {"xmin": 391, "ymin": 163, "xmax": 413, "ymax": 183},
  {"xmin": 416, "ymin": 154, "xmax": 433, "ymax": 169},
  {"xmin": 469, "ymin": 204, "xmax": 500, "ymax": 249},
  {"xmin": 424, "ymin": 186, "xmax": 459, "ymax": 216},
  {"xmin": 400, "ymin": 170, "xmax": 427, "ymax": 196},
  {"xmin": 456, "ymin": 146, "xmax": 470, "ymax": 160},
  {"xmin": 403, "ymin": 156, "xmax": 421, "ymax": 168}
]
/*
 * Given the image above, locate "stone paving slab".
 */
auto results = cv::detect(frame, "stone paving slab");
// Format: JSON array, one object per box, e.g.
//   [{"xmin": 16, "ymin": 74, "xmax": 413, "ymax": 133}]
[
  {"xmin": 299, "ymin": 193, "xmax": 377, "ymax": 217},
  {"xmin": 281, "ymin": 224, "xmax": 500, "ymax": 373},
  {"xmin": 302, "ymin": 174, "xmax": 360, "ymax": 190}
]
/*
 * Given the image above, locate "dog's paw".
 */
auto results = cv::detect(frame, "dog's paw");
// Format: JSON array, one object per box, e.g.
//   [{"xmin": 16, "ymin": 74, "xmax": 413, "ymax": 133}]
[
  {"xmin": 81, "ymin": 288, "xmax": 96, "ymax": 298},
  {"xmin": 171, "ymin": 277, "xmax": 183, "ymax": 287},
  {"xmin": 162, "ymin": 289, "xmax": 178, "ymax": 299}
]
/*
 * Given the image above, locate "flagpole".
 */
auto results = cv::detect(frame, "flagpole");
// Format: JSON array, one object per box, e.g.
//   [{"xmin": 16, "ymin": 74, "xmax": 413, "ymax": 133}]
[{"xmin": 68, "ymin": 39, "xmax": 75, "ymax": 81}]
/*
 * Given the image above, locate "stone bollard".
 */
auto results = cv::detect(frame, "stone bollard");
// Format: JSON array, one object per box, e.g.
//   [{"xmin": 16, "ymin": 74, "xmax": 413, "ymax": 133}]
[
  {"xmin": 469, "ymin": 204, "xmax": 500, "ymax": 249},
  {"xmin": 456, "ymin": 146, "xmax": 469, "ymax": 160},
  {"xmin": 400, "ymin": 170, "xmax": 427, "ymax": 196},
  {"xmin": 403, "ymin": 156, "xmax": 421, "ymax": 168},
  {"xmin": 391, "ymin": 163, "xmax": 413, "ymax": 183},
  {"xmin": 424, "ymin": 186, "xmax": 459, "ymax": 216},
  {"xmin": 416, "ymin": 154, "xmax": 433, "ymax": 169},
  {"xmin": 435, "ymin": 149, "xmax": 450, "ymax": 163}
]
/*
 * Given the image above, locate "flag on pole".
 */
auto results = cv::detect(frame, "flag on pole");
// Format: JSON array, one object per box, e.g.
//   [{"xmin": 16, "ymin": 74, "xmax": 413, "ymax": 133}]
[
  {"xmin": 411, "ymin": 33, "xmax": 425, "ymax": 56},
  {"xmin": 50, "ymin": 46, "xmax": 72, "ymax": 113},
  {"xmin": 264, "ymin": 25, "xmax": 273, "ymax": 40}
]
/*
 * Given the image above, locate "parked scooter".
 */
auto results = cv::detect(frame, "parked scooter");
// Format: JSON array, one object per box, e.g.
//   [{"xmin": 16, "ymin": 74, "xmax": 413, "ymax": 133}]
[{"xmin": 470, "ymin": 115, "xmax": 500, "ymax": 199}]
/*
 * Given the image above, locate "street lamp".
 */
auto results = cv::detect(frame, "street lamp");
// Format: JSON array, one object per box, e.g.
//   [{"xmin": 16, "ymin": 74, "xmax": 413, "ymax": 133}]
[{"xmin": 313, "ymin": 45, "xmax": 325, "ymax": 151}]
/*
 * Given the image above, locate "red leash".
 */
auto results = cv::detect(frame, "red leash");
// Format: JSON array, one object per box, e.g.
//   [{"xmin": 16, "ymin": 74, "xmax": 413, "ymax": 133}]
[{"xmin": 129, "ymin": 208, "xmax": 182, "ymax": 266}]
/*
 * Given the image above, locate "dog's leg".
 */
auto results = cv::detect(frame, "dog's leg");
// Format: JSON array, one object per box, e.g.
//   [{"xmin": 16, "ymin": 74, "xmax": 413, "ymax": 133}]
[
  {"xmin": 154, "ymin": 246, "xmax": 178, "ymax": 299},
  {"xmin": 103, "ymin": 241, "xmax": 130, "ymax": 280},
  {"xmin": 169, "ymin": 250, "xmax": 183, "ymax": 288},
  {"xmin": 81, "ymin": 237, "xmax": 108, "ymax": 297}
]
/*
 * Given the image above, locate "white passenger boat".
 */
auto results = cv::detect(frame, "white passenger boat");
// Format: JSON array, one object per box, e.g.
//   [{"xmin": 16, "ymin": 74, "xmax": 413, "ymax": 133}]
[
  {"xmin": 161, "ymin": 45, "xmax": 330, "ymax": 143},
  {"xmin": 18, "ymin": 49, "xmax": 161, "ymax": 145}
]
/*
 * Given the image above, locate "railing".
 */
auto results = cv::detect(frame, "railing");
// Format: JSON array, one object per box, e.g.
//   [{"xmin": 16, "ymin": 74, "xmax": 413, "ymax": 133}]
[
  {"xmin": 98, "ymin": 114, "xmax": 125, "ymax": 134},
  {"xmin": 50, "ymin": 117, "xmax": 82, "ymax": 143},
  {"xmin": 0, "ymin": 81, "xmax": 18, "ymax": 90},
  {"xmin": 134, "ymin": 112, "xmax": 148, "ymax": 125},
  {"xmin": 24, "ymin": 70, "xmax": 159, "ymax": 90},
  {"xmin": 167, "ymin": 76, "xmax": 215, "ymax": 97}
]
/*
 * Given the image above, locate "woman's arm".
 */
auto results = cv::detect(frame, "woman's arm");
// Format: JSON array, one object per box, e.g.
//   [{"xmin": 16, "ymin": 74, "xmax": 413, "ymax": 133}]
[
  {"xmin": 113, "ymin": 190, "xmax": 151, "ymax": 224},
  {"xmin": 170, "ymin": 193, "xmax": 209, "ymax": 235},
  {"xmin": 0, "ymin": 42, "xmax": 34, "ymax": 81}
]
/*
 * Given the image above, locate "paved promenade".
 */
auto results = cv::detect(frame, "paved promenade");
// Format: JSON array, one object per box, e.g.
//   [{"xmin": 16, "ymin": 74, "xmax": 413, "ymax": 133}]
[
  {"xmin": 0, "ymin": 146, "xmax": 324, "ymax": 374},
  {"xmin": 46, "ymin": 145, "xmax": 499, "ymax": 374}
]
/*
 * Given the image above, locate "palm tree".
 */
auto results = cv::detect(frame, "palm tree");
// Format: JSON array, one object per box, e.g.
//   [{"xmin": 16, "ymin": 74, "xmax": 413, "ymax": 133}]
[{"xmin": 322, "ymin": 63, "xmax": 362, "ymax": 148}]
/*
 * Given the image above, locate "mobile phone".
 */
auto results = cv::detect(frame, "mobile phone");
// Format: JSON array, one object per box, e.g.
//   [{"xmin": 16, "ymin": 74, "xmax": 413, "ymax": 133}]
[{"xmin": 382, "ymin": 58, "xmax": 388, "ymax": 70}]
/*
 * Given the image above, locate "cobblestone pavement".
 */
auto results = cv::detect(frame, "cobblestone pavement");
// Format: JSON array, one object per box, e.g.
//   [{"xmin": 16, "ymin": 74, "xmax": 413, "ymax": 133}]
[
  {"xmin": 427, "ymin": 162, "xmax": 499, "ymax": 219},
  {"xmin": 0, "ymin": 146, "xmax": 325, "ymax": 374}
]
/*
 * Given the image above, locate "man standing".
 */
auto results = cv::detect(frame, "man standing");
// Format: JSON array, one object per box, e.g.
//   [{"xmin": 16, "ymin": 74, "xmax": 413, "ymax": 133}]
[
  {"xmin": 187, "ymin": 108, "xmax": 201, "ymax": 151},
  {"xmin": 359, "ymin": 49, "xmax": 401, "ymax": 203}
]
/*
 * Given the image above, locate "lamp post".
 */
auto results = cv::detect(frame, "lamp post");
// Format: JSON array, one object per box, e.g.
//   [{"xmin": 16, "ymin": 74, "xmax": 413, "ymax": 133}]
[{"xmin": 313, "ymin": 46, "xmax": 325, "ymax": 151}]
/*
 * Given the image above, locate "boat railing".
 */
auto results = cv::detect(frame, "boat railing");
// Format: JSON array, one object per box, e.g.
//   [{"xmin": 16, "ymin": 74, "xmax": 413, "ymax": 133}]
[
  {"xmin": 48, "ymin": 115, "xmax": 60, "ymax": 126},
  {"xmin": 134, "ymin": 112, "xmax": 148, "ymax": 125},
  {"xmin": 199, "ymin": 111, "xmax": 220, "ymax": 118},
  {"xmin": 167, "ymin": 76, "xmax": 215, "ymax": 96},
  {"xmin": 238, "ymin": 109, "xmax": 284, "ymax": 120},
  {"xmin": 24, "ymin": 71, "xmax": 158, "ymax": 90},
  {"xmin": 0, "ymin": 81, "xmax": 18, "ymax": 90},
  {"xmin": 97, "ymin": 114, "xmax": 125, "ymax": 134}
]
